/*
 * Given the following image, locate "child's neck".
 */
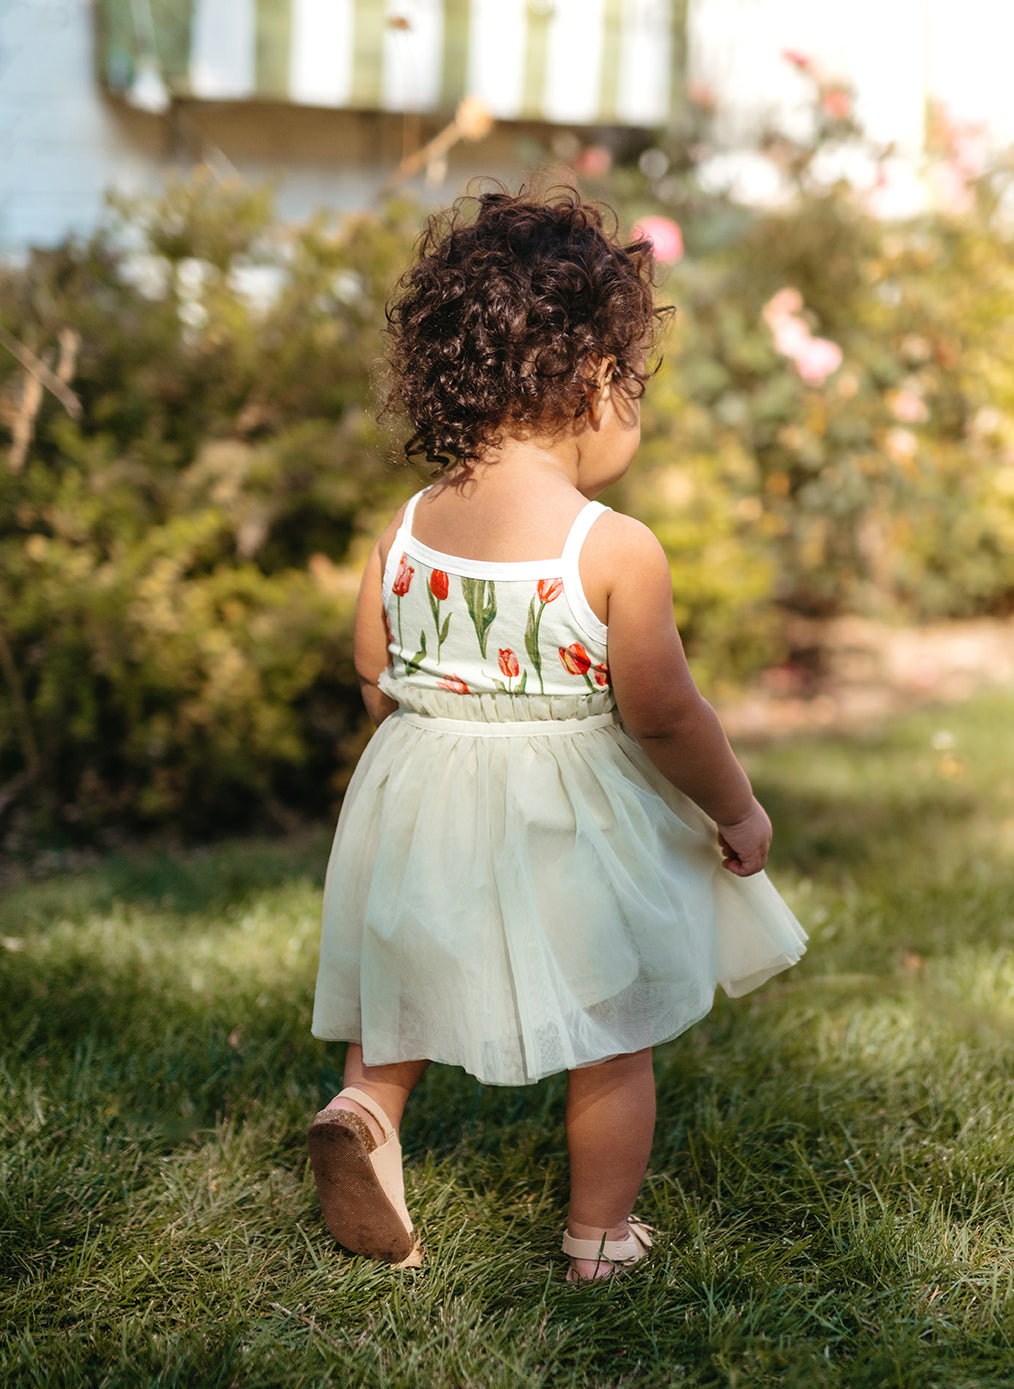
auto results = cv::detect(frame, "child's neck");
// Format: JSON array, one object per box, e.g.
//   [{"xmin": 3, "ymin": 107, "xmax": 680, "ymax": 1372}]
[{"xmin": 448, "ymin": 429, "xmax": 606, "ymax": 503}]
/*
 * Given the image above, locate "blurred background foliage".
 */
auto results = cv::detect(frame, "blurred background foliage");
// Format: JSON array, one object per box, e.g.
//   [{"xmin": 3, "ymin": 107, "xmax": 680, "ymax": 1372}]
[{"xmin": 2, "ymin": 93, "xmax": 1014, "ymax": 846}]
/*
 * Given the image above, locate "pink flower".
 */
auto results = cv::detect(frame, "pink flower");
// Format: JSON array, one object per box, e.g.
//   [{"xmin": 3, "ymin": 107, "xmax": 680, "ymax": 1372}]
[
  {"xmin": 592, "ymin": 663, "xmax": 610, "ymax": 688},
  {"xmin": 687, "ymin": 79, "xmax": 717, "ymax": 112},
  {"xmin": 822, "ymin": 89, "xmax": 852, "ymax": 121},
  {"xmin": 782, "ymin": 49, "xmax": 812, "ymax": 70},
  {"xmin": 392, "ymin": 555, "xmax": 414, "ymax": 597},
  {"xmin": 429, "ymin": 568, "xmax": 449, "ymax": 600},
  {"xmin": 762, "ymin": 287, "xmax": 804, "ymax": 327},
  {"xmin": 559, "ymin": 643, "xmax": 592, "ymax": 677},
  {"xmin": 793, "ymin": 336, "xmax": 843, "ymax": 387},
  {"xmin": 437, "ymin": 674, "xmax": 469, "ymax": 694},
  {"xmin": 763, "ymin": 288, "xmax": 842, "ymax": 387},
  {"xmin": 574, "ymin": 145, "xmax": 612, "ymax": 177},
  {"xmin": 631, "ymin": 215, "xmax": 684, "ymax": 265},
  {"xmin": 889, "ymin": 387, "xmax": 929, "ymax": 424},
  {"xmin": 771, "ymin": 316, "xmax": 811, "ymax": 360},
  {"xmin": 498, "ymin": 649, "xmax": 520, "ymax": 679},
  {"xmin": 537, "ymin": 577, "xmax": 563, "ymax": 603}
]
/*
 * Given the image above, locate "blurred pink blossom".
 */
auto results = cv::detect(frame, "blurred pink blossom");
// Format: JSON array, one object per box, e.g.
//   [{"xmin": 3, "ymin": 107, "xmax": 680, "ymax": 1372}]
[
  {"xmin": 885, "ymin": 427, "xmax": 919, "ymax": 462},
  {"xmin": 821, "ymin": 89, "xmax": 851, "ymax": 120},
  {"xmin": 889, "ymin": 387, "xmax": 929, "ymax": 424},
  {"xmin": 762, "ymin": 287, "xmax": 803, "ymax": 325},
  {"xmin": 793, "ymin": 336, "xmax": 843, "ymax": 386},
  {"xmin": 573, "ymin": 145, "xmax": 612, "ymax": 177},
  {"xmin": 763, "ymin": 287, "xmax": 842, "ymax": 387},
  {"xmin": 770, "ymin": 315, "xmax": 811, "ymax": 360},
  {"xmin": 687, "ymin": 79, "xmax": 717, "ymax": 112},
  {"xmin": 631, "ymin": 215, "xmax": 684, "ymax": 263},
  {"xmin": 930, "ymin": 161, "xmax": 974, "ymax": 217},
  {"xmin": 782, "ymin": 49, "xmax": 812, "ymax": 70}
]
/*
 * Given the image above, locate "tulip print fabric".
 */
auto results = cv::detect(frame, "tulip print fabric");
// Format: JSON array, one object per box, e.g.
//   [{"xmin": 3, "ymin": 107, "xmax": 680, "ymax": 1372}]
[
  {"xmin": 377, "ymin": 503, "xmax": 612, "ymax": 702},
  {"xmin": 312, "ymin": 491, "xmax": 806, "ymax": 1085}
]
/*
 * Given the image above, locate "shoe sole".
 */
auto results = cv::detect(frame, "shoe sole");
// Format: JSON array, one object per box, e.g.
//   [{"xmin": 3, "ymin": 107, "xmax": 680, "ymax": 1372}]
[{"xmin": 307, "ymin": 1114, "xmax": 416, "ymax": 1265}]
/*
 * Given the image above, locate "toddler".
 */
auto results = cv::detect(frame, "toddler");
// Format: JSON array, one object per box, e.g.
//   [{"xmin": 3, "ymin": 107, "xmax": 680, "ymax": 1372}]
[{"xmin": 308, "ymin": 188, "xmax": 806, "ymax": 1281}]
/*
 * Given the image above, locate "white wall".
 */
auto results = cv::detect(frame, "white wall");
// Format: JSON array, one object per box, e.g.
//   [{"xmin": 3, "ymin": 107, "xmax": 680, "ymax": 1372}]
[
  {"xmin": 4, "ymin": 0, "xmax": 1014, "ymax": 256},
  {"xmin": 688, "ymin": 0, "xmax": 1014, "ymax": 154},
  {"xmin": 0, "ymin": 0, "xmax": 531, "ymax": 255},
  {"xmin": 0, "ymin": 0, "xmax": 163, "ymax": 253}
]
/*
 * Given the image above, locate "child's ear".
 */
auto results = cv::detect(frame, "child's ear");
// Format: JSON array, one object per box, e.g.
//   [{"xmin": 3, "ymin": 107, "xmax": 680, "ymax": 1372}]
[{"xmin": 585, "ymin": 356, "xmax": 617, "ymax": 423}]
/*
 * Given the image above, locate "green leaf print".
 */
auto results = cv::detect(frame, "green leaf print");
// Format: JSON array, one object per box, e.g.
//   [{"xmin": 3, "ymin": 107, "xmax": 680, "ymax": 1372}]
[
  {"xmin": 427, "ymin": 579, "xmax": 452, "ymax": 661},
  {"xmin": 404, "ymin": 629, "xmax": 427, "ymax": 676},
  {"xmin": 524, "ymin": 578, "xmax": 563, "ymax": 695},
  {"xmin": 460, "ymin": 577, "xmax": 497, "ymax": 658},
  {"xmin": 524, "ymin": 596, "xmax": 543, "ymax": 692}
]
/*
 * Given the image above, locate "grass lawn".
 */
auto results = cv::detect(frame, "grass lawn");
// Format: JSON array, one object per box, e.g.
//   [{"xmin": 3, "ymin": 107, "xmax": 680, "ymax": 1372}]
[{"xmin": 2, "ymin": 690, "xmax": 1014, "ymax": 1387}]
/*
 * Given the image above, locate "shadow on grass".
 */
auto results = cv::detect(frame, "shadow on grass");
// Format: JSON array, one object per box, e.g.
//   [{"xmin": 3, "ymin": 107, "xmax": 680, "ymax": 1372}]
[
  {"xmin": 1, "ymin": 827, "xmax": 333, "ymax": 932},
  {"xmin": 6, "ymin": 694, "xmax": 1014, "ymax": 1387}
]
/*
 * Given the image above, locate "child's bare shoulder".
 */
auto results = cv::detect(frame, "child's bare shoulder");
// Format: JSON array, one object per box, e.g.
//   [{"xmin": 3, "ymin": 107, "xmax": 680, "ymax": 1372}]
[
  {"xmin": 587, "ymin": 510, "xmax": 670, "ymax": 581},
  {"xmin": 579, "ymin": 510, "xmax": 670, "ymax": 624},
  {"xmin": 376, "ymin": 498, "xmax": 412, "ymax": 569}
]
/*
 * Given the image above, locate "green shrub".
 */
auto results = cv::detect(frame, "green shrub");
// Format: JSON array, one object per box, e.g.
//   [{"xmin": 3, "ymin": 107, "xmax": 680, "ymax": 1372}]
[
  {"xmin": 2, "ymin": 122, "xmax": 1014, "ymax": 842},
  {"xmin": 0, "ymin": 179, "xmax": 424, "ymax": 843}
]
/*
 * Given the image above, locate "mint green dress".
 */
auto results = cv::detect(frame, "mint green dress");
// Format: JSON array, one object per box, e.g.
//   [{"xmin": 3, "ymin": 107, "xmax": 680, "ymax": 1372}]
[{"xmin": 312, "ymin": 491, "xmax": 806, "ymax": 1085}]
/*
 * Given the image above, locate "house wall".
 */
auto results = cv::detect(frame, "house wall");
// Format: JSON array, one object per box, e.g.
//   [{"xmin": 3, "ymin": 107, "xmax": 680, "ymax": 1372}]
[
  {"xmin": 0, "ymin": 0, "xmax": 585, "ymax": 255},
  {"xmin": 3, "ymin": 0, "xmax": 1014, "ymax": 257},
  {"xmin": 0, "ymin": 0, "xmax": 163, "ymax": 252},
  {"xmin": 687, "ymin": 0, "xmax": 1014, "ymax": 153}
]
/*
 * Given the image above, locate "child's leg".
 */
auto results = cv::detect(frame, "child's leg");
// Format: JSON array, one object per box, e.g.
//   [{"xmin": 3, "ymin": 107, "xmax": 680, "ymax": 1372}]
[
  {"xmin": 323, "ymin": 1042, "xmax": 430, "ymax": 1141},
  {"xmin": 309, "ymin": 1045, "xmax": 431, "ymax": 1264},
  {"xmin": 565, "ymin": 1047, "xmax": 655, "ymax": 1278}
]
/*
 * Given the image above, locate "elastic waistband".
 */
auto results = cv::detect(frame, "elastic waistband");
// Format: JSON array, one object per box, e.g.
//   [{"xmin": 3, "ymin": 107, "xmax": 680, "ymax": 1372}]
[{"xmin": 397, "ymin": 710, "xmax": 619, "ymax": 738}]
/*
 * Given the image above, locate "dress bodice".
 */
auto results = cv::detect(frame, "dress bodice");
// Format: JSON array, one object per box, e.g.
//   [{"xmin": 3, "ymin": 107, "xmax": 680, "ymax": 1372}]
[{"xmin": 381, "ymin": 490, "xmax": 613, "ymax": 706}]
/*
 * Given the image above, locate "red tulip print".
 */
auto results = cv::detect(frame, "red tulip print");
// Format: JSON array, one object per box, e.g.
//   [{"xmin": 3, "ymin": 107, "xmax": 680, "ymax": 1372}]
[
  {"xmin": 498, "ymin": 649, "xmax": 520, "ymax": 678},
  {"xmin": 526, "ymin": 576, "xmax": 564, "ymax": 693},
  {"xmin": 437, "ymin": 674, "xmax": 470, "ymax": 694},
  {"xmin": 391, "ymin": 554, "xmax": 420, "ymax": 670},
  {"xmin": 427, "ymin": 567, "xmax": 452, "ymax": 658},
  {"xmin": 559, "ymin": 642, "xmax": 592, "ymax": 676},
  {"xmin": 593, "ymin": 662, "xmax": 610, "ymax": 688},
  {"xmin": 392, "ymin": 555, "xmax": 414, "ymax": 597}
]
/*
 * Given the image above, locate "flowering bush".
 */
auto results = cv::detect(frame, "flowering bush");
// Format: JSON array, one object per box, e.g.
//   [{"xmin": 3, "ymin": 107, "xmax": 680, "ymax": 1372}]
[
  {"xmin": 616, "ymin": 61, "xmax": 1014, "ymax": 672},
  {"xmin": 3, "ymin": 91, "xmax": 1014, "ymax": 840}
]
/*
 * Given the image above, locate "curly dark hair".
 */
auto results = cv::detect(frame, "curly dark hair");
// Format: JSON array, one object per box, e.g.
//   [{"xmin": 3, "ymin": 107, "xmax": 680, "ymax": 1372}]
[{"xmin": 382, "ymin": 188, "xmax": 667, "ymax": 469}]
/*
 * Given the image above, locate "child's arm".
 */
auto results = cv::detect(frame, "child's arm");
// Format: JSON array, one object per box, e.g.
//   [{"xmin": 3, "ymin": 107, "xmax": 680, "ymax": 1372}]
[
  {"xmin": 597, "ymin": 515, "xmax": 772, "ymax": 876},
  {"xmin": 353, "ymin": 537, "xmax": 399, "ymax": 727}
]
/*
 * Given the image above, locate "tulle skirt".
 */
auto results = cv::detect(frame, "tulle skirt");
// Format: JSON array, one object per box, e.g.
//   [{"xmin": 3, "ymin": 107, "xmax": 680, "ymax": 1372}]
[{"xmin": 311, "ymin": 682, "xmax": 806, "ymax": 1086}]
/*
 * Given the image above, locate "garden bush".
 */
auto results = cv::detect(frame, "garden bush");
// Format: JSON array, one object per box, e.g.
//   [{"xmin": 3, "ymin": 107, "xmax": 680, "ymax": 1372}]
[
  {"xmin": 0, "ymin": 180, "xmax": 426, "ymax": 844},
  {"xmin": 2, "ymin": 96, "xmax": 1013, "ymax": 843}
]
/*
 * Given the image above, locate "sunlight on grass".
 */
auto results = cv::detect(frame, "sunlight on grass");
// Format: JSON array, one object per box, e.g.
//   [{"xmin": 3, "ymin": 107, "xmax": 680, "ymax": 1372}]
[{"xmin": 3, "ymin": 694, "xmax": 1014, "ymax": 1387}]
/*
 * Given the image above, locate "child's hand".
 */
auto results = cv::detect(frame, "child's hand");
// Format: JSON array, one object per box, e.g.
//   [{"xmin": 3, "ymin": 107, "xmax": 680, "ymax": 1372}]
[{"xmin": 716, "ymin": 800, "xmax": 772, "ymax": 877}]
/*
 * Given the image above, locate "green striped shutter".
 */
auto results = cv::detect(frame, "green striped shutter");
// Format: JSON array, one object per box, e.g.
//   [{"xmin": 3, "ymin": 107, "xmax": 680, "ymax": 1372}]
[{"xmin": 96, "ymin": 0, "xmax": 684, "ymax": 128}]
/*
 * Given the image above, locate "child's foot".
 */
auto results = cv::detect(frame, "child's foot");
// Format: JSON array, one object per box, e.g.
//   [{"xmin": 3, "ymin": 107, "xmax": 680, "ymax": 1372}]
[
  {"xmin": 562, "ymin": 1216, "xmax": 653, "ymax": 1282},
  {"xmin": 319, "ymin": 1092, "xmax": 385, "ymax": 1145},
  {"xmin": 308, "ymin": 1087, "xmax": 423, "ymax": 1267}
]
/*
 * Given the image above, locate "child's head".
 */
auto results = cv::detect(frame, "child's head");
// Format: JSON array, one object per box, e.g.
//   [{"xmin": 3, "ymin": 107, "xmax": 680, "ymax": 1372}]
[{"xmin": 383, "ymin": 187, "xmax": 665, "ymax": 469}]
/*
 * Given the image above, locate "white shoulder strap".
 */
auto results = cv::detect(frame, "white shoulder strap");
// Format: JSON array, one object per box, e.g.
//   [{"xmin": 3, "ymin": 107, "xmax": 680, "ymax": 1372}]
[
  {"xmin": 400, "ymin": 487, "xmax": 428, "ymax": 539},
  {"xmin": 561, "ymin": 501, "xmax": 610, "ymax": 566},
  {"xmin": 560, "ymin": 501, "xmax": 610, "ymax": 644},
  {"xmin": 382, "ymin": 488, "xmax": 430, "ymax": 602}
]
